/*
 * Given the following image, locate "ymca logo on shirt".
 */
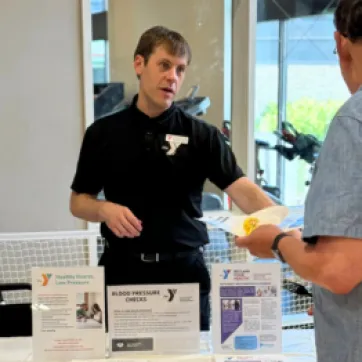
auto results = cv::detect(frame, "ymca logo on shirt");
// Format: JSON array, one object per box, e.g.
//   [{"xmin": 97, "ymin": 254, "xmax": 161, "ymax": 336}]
[{"xmin": 164, "ymin": 134, "xmax": 189, "ymax": 156}]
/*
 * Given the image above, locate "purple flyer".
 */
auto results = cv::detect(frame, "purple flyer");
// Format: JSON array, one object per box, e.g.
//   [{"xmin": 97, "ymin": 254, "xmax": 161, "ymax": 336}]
[
  {"xmin": 212, "ymin": 263, "xmax": 282, "ymax": 355},
  {"xmin": 220, "ymin": 287, "xmax": 255, "ymax": 343}
]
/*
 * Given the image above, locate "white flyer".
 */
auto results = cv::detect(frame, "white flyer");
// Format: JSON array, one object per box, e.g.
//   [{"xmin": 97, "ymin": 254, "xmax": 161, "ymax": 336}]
[
  {"xmin": 211, "ymin": 263, "xmax": 282, "ymax": 355},
  {"xmin": 32, "ymin": 267, "xmax": 106, "ymax": 362},
  {"xmin": 107, "ymin": 283, "xmax": 200, "ymax": 355},
  {"xmin": 199, "ymin": 205, "xmax": 304, "ymax": 236}
]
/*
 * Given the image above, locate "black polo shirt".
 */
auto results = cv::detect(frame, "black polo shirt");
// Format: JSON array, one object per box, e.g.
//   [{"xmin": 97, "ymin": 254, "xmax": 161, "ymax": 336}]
[{"xmin": 71, "ymin": 96, "xmax": 245, "ymax": 252}]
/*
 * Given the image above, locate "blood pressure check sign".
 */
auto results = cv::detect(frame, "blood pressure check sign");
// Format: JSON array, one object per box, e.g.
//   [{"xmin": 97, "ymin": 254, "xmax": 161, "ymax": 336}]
[{"xmin": 165, "ymin": 134, "xmax": 189, "ymax": 156}]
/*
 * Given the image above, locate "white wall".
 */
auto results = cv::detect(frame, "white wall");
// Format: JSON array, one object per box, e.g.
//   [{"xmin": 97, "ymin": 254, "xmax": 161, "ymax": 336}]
[{"xmin": 0, "ymin": 0, "xmax": 86, "ymax": 232}]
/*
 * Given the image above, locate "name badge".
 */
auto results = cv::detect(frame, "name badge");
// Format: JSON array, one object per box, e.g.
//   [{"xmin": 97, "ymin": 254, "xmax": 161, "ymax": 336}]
[{"xmin": 165, "ymin": 134, "xmax": 189, "ymax": 144}]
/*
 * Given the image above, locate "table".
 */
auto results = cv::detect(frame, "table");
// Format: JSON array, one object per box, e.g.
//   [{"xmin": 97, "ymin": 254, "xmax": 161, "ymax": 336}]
[{"xmin": 0, "ymin": 329, "xmax": 316, "ymax": 362}]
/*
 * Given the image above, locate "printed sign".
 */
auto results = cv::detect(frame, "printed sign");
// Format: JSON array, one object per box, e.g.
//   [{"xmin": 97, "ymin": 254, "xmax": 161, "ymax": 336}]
[
  {"xmin": 212, "ymin": 263, "xmax": 282, "ymax": 355},
  {"xmin": 107, "ymin": 283, "xmax": 200, "ymax": 356},
  {"xmin": 32, "ymin": 267, "xmax": 105, "ymax": 362}
]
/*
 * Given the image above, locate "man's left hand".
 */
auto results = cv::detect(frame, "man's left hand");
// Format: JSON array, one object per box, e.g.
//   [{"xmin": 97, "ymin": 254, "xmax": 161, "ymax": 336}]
[{"xmin": 235, "ymin": 225, "xmax": 302, "ymax": 259}]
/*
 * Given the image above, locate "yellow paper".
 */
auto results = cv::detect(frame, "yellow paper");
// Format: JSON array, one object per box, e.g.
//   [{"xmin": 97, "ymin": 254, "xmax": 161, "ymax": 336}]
[{"xmin": 243, "ymin": 217, "xmax": 260, "ymax": 235}]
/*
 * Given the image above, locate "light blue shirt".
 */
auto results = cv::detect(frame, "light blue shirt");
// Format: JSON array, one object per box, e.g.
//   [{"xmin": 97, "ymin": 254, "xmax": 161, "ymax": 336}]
[{"xmin": 303, "ymin": 86, "xmax": 362, "ymax": 362}]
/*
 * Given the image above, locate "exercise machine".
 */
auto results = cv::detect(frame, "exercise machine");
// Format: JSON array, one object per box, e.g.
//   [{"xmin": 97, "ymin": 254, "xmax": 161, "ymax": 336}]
[
  {"xmin": 174, "ymin": 85, "xmax": 211, "ymax": 117},
  {"xmin": 256, "ymin": 121, "xmax": 322, "ymax": 204},
  {"xmin": 221, "ymin": 121, "xmax": 283, "ymax": 205}
]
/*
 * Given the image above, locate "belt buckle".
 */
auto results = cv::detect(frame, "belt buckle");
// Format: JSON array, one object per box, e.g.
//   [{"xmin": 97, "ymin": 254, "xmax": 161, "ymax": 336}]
[{"xmin": 141, "ymin": 253, "xmax": 160, "ymax": 263}]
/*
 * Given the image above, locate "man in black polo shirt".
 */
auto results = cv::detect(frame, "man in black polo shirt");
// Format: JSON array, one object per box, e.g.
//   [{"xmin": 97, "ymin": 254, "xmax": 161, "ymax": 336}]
[{"xmin": 70, "ymin": 26, "xmax": 275, "ymax": 331}]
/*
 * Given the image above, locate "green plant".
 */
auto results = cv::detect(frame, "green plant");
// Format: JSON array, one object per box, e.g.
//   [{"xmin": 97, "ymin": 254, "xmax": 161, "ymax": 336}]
[{"xmin": 256, "ymin": 98, "xmax": 345, "ymax": 140}]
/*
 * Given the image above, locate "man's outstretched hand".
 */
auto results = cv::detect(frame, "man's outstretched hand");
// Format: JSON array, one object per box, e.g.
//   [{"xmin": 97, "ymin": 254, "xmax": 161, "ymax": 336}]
[{"xmin": 235, "ymin": 225, "xmax": 302, "ymax": 259}]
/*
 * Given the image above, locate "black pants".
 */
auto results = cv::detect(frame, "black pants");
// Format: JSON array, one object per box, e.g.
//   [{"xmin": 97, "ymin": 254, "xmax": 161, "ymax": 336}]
[{"xmin": 98, "ymin": 247, "xmax": 211, "ymax": 331}]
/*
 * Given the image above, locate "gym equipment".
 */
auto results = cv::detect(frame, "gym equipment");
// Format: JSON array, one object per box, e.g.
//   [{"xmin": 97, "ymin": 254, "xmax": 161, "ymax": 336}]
[
  {"xmin": 174, "ymin": 85, "xmax": 211, "ymax": 117},
  {"xmin": 222, "ymin": 119, "xmax": 321, "ymax": 204},
  {"xmin": 255, "ymin": 139, "xmax": 282, "ymax": 203},
  {"xmin": 273, "ymin": 122, "xmax": 321, "ymax": 166},
  {"xmin": 221, "ymin": 121, "xmax": 283, "ymax": 205},
  {"xmin": 256, "ymin": 121, "xmax": 322, "ymax": 203},
  {"xmin": 283, "ymin": 279, "xmax": 313, "ymax": 298},
  {"xmin": 94, "ymin": 82, "xmax": 125, "ymax": 120}
]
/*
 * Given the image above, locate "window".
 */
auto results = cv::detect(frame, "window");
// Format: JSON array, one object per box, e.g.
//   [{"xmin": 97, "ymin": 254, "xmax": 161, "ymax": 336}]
[
  {"xmin": 255, "ymin": 2, "xmax": 350, "ymax": 206},
  {"xmin": 91, "ymin": 0, "xmax": 108, "ymax": 84},
  {"xmin": 91, "ymin": 0, "xmax": 106, "ymax": 14},
  {"xmin": 92, "ymin": 40, "xmax": 108, "ymax": 84},
  {"xmin": 283, "ymin": 13, "xmax": 349, "ymax": 205},
  {"xmin": 254, "ymin": 20, "xmax": 280, "ymax": 199}
]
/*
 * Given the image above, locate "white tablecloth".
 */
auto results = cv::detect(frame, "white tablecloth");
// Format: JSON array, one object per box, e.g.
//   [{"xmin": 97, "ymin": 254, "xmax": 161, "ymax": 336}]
[{"xmin": 0, "ymin": 329, "xmax": 316, "ymax": 362}]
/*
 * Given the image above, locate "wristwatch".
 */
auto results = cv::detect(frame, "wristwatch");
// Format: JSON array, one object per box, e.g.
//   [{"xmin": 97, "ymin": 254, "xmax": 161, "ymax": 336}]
[{"xmin": 271, "ymin": 232, "xmax": 289, "ymax": 263}]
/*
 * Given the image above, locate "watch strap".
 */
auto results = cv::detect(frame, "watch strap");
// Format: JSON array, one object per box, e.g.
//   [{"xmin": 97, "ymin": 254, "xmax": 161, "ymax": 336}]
[{"xmin": 272, "ymin": 232, "xmax": 289, "ymax": 263}]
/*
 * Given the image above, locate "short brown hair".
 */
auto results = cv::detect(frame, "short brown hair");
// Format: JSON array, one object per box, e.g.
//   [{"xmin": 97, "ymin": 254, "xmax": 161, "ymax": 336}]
[
  {"xmin": 134, "ymin": 26, "xmax": 192, "ymax": 65},
  {"xmin": 334, "ymin": 0, "xmax": 362, "ymax": 42}
]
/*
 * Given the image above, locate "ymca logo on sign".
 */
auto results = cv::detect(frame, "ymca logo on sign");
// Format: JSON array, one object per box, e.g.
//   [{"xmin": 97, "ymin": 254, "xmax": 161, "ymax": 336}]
[
  {"xmin": 164, "ymin": 134, "xmax": 189, "ymax": 156},
  {"xmin": 222, "ymin": 269, "xmax": 231, "ymax": 280},
  {"xmin": 164, "ymin": 288, "xmax": 177, "ymax": 302},
  {"xmin": 37, "ymin": 273, "xmax": 52, "ymax": 286}
]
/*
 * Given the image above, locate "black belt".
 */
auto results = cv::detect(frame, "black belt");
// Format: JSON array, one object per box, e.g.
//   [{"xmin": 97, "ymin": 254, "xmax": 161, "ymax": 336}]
[
  {"xmin": 104, "ymin": 240, "xmax": 202, "ymax": 263},
  {"xmin": 134, "ymin": 249, "xmax": 202, "ymax": 263}
]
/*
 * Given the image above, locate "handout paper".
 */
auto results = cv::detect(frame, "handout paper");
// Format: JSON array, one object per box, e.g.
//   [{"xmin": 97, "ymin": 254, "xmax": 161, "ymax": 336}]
[{"xmin": 199, "ymin": 205, "xmax": 304, "ymax": 236}]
